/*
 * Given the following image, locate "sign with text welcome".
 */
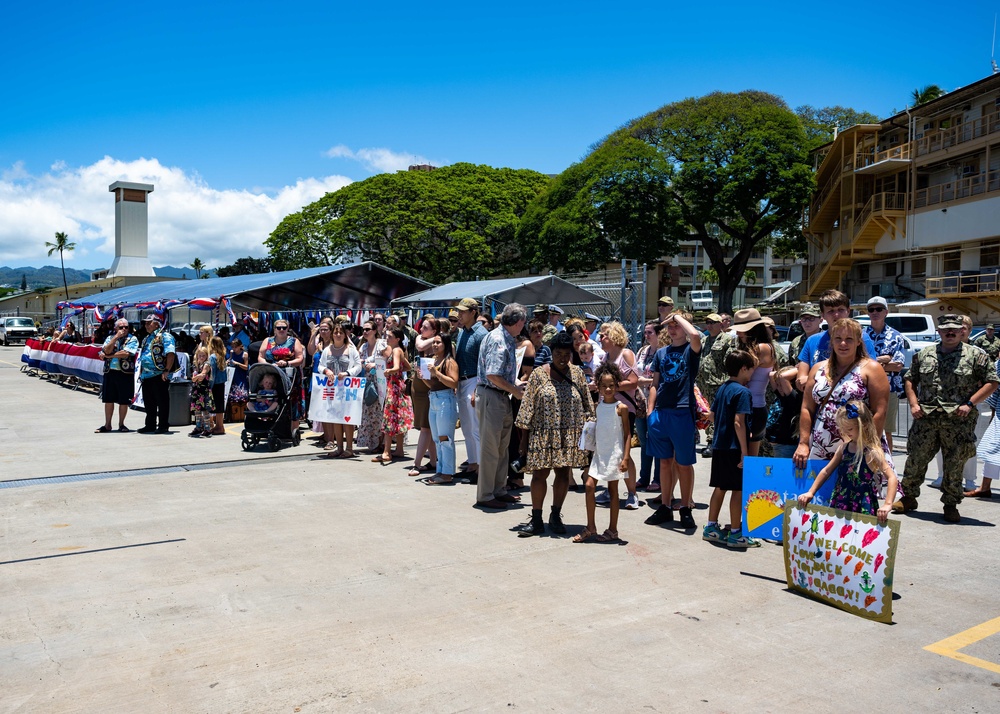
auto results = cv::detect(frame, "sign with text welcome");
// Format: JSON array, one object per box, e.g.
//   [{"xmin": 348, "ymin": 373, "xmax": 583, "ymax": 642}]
[
  {"xmin": 308, "ymin": 374, "xmax": 365, "ymax": 425},
  {"xmin": 783, "ymin": 503, "xmax": 900, "ymax": 623}
]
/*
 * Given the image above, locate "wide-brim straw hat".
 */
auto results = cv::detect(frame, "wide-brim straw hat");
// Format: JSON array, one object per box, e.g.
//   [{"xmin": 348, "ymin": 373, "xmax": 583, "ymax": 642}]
[{"xmin": 732, "ymin": 308, "xmax": 767, "ymax": 332}]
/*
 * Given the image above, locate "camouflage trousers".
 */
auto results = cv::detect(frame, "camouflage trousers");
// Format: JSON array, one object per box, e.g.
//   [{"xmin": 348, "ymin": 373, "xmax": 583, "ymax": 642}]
[{"xmin": 902, "ymin": 413, "xmax": 978, "ymax": 506}]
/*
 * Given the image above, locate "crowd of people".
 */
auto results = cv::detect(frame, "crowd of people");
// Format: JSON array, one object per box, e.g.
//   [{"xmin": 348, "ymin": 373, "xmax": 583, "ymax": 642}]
[{"xmin": 78, "ymin": 289, "xmax": 1000, "ymax": 537}]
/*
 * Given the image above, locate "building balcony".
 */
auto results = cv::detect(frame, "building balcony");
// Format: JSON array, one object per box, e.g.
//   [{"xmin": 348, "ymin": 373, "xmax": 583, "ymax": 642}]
[
  {"xmin": 914, "ymin": 170, "xmax": 1000, "ymax": 209},
  {"xmin": 915, "ymin": 109, "xmax": 1000, "ymax": 158},
  {"xmin": 927, "ymin": 270, "xmax": 1000, "ymax": 298},
  {"xmin": 854, "ymin": 143, "xmax": 912, "ymax": 175}
]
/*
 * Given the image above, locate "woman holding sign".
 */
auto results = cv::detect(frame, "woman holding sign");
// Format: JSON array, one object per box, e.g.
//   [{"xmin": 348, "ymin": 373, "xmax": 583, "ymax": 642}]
[
  {"xmin": 408, "ymin": 315, "xmax": 439, "ymax": 477},
  {"xmin": 356, "ymin": 319, "xmax": 388, "ymax": 454},
  {"xmin": 320, "ymin": 323, "xmax": 362, "ymax": 458},
  {"xmin": 374, "ymin": 327, "xmax": 414, "ymax": 463}
]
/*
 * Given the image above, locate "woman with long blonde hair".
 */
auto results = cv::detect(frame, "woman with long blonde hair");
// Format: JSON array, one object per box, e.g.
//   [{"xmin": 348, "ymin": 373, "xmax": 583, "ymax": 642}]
[{"xmin": 794, "ymin": 318, "xmax": 889, "ymax": 468}]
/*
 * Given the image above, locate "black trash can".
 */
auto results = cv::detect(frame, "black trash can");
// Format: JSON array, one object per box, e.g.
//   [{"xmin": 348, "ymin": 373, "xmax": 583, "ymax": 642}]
[{"xmin": 168, "ymin": 380, "xmax": 192, "ymax": 426}]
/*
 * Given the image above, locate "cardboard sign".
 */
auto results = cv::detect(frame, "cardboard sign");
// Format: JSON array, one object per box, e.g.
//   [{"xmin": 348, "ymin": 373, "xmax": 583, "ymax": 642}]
[
  {"xmin": 308, "ymin": 373, "xmax": 365, "ymax": 425},
  {"xmin": 742, "ymin": 457, "xmax": 836, "ymax": 541},
  {"xmin": 783, "ymin": 503, "xmax": 900, "ymax": 623}
]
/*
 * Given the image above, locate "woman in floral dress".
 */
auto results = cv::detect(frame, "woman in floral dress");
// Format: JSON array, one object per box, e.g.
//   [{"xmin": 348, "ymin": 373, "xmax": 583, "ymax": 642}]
[
  {"xmin": 374, "ymin": 326, "xmax": 413, "ymax": 463},
  {"xmin": 794, "ymin": 319, "xmax": 889, "ymax": 465},
  {"xmin": 356, "ymin": 319, "xmax": 388, "ymax": 453}
]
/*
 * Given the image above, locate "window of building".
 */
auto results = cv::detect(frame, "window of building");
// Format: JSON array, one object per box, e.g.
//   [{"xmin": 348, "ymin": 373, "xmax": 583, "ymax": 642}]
[
  {"xmin": 884, "ymin": 262, "xmax": 897, "ymax": 277},
  {"xmin": 858, "ymin": 264, "xmax": 870, "ymax": 282},
  {"xmin": 942, "ymin": 252, "xmax": 961, "ymax": 273},
  {"xmin": 982, "ymin": 244, "xmax": 1000, "ymax": 267},
  {"xmin": 910, "ymin": 258, "xmax": 926, "ymax": 276}
]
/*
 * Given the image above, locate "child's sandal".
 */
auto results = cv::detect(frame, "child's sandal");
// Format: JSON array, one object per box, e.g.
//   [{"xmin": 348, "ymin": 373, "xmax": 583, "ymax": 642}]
[
  {"xmin": 596, "ymin": 529, "xmax": 619, "ymax": 543},
  {"xmin": 572, "ymin": 527, "xmax": 597, "ymax": 543}
]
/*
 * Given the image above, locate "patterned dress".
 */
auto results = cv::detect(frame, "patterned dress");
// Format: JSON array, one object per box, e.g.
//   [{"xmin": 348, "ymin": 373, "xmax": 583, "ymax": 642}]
[
  {"xmin": 810, "ymin": 363, "xmax": 868, "ymax": 460},
  {"xmin": 189, "ymin": 365, "xmax": 215, "ymax": 414},
  {"xmin": 356, "ymin": 340, "xmax": 386, "ymax": 450},
  {"xmin": 515, "ymin": 364, "xmax": 593, "ymax": 471},
  {"xmin": 830, "ymin": 447, "xmax": 882, "ymax": 515},
  {"xmin": 382, "ymin": 352, "xmax": 413, "ymax": 437}
]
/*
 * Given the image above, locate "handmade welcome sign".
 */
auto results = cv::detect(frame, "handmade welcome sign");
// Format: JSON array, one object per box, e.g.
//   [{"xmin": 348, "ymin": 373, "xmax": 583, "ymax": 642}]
[
  {"xmin": 309, "ymin": 374, "xmax": 366, "ymax": 425},
  {"xmin": 742, "ymin": 457, "xmax": 835, "ymax": 541},
  {"xmin": 783, "ymin": 503, "xmax": 900, "ymax": 623}
]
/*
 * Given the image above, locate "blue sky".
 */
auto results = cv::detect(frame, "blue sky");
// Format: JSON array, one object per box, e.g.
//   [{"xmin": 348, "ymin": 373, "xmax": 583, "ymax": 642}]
[{"xmin": 2, "ymin": 0, "xmax": 998, "ymax": 268}]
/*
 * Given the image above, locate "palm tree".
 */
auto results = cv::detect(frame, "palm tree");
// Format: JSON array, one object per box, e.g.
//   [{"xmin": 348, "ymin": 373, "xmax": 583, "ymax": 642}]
[
  {"xmin": 189, "ymin": 258, "xmax": 205, "ymax": 280},
  {"xmin": 911, "ymin": 85, "xmax": 945, "ymax": 107},
  {"xmin": 45, "ymin": 231, "xmax": 76, "ymax": 301}
]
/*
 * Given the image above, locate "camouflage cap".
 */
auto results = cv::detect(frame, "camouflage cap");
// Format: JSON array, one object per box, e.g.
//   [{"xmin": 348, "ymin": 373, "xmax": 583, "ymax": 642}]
[{"xmin": 937, "ymin": 314, "xmax": 963, "ymax": 330}]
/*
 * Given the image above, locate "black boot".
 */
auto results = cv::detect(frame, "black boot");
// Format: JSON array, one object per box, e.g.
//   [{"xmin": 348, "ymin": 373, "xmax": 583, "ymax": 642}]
[
  {"xmin": 548, "ymin": 507, "xmax": 567, "ymax": 535},
  {"xmin": 515, "ymin": 509, "xmax": 545, "ymax": 537}
]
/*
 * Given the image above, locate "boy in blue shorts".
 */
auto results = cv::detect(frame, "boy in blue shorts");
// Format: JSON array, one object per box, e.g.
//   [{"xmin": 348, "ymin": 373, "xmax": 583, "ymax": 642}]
[
  {"xmin": 703, "ymin": 349, "xmax": 759, "ymax": 549},
  {"xmin": 644, "ymin": 311, "xmax": 702, "ymax": 529}
]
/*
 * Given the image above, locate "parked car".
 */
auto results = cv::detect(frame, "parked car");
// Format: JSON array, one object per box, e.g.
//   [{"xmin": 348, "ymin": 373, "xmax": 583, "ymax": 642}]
[
  {"xmin": 855, "ymin": 314, "xmax": 923, "ymax": 369},
  {"xmin": 1, "ymin": 316, "xmax": 38, "ymax": 345}
]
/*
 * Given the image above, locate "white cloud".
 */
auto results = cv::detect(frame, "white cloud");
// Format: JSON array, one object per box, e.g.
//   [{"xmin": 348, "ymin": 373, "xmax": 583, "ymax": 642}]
[
  {"xmin": 0, "ymin": 157, "xmax": 352, "ymax": 269},
  {"xmin": 324, "ymin": 144, "xmax": 433, "ymax": 173}
]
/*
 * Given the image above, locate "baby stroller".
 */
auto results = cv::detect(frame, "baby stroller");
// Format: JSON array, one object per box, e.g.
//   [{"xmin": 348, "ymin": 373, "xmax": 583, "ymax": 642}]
[{"xmin": 241, "ymin": 363, "xmax": 301, "ymax": 451}]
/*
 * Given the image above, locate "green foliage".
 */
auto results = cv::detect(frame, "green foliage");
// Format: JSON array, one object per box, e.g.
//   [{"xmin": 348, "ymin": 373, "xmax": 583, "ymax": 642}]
[
  {"xmin": 20, "ymin": 274, "xmax": 27, "ymax": 291},
  {"xmin": 266, "ymin": 163, "xmax": 549, "ymax": 283},
  {"xmin": 696, "ymin": 268, "xmax": 718, "ymax": 287},
  {"xmin": 215, "ymin": 257, "xmax": 273, "ymax": 277},
  {"xmin": 189, "ymin": 258, "xmax": 205, "ymax": 279},
  {"xmin": 796, "ymin": 105, "xmax": 881, "ymax": 150},
  {"xmin": 912, "ymin": 85, "xmax": 945, "ymax": 106},
  {"xmin": 627, "ymin": 90, "xmax": 814, "ymax": 313},
  {"xmin": 517, "ymin": 137, "xmax": 684, "ymax": 271}
]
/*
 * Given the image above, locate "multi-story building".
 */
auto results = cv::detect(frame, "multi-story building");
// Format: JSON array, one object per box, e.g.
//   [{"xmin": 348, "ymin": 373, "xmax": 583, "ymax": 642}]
[{"xmin": 803, "ymin": 72, "xmax": 1000, "ymax": 322}]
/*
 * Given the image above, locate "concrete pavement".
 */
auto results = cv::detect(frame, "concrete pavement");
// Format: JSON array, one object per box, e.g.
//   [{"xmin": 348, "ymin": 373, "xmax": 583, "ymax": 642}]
[{"xmin": 1, "ymin": 344, "xmax": 999, "ymax": 713}]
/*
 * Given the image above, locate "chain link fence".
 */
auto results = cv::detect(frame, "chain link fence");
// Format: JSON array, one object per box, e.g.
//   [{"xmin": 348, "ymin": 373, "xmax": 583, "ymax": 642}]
[{"xmin": 558, "ymin": 260, "xmax": 648, "ymax": 351}]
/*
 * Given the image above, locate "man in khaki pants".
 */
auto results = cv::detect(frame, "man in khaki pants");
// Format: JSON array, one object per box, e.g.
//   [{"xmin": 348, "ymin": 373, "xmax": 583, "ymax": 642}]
[{"xmin": 474, "ymin": 303, "xmax": 527, "ymax": 510}]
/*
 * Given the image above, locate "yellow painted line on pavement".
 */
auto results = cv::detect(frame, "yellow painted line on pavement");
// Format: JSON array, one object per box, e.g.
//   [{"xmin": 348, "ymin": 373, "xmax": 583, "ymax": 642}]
[
  {"xmin": 924, "ymin": 615, "xmax": 1000, "ymax": 675},
  {"xmin": 0, "ymin": 358, "xmax": 23, "ymax": 367}
]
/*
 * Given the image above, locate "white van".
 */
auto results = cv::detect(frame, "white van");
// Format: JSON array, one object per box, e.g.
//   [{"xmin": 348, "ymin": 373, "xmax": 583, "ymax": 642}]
[
  {"xmin": 686, "ymin": 290, "xmax": 714, "ymax": 311},
  {"xmin": 855, "ymin": 312, "xmax": 936, "ymax": 369}
]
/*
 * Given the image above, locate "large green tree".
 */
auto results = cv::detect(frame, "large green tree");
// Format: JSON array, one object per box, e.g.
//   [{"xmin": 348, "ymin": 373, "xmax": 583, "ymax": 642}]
[
  {"xmin": 266, "ymin": 163, "xmax": 549, "ymax": 283},
  {"xmin": 796, "ymin": 104, "xmax": 881, "ymax": 150},
  {"xmin": 520, "ymin": 91, "xmax": 814, "ymax": 313},
  {"xmin": 632, "ymin": 91, "xmax": 814, "ymax": 313},
  {"xmin": 189, "ymin": 257, "xmax": 205, "ymax": 279},
  {"xmin": 517, "ymin": 137, "xmax": 684, "ymax": 271},
  {"xmin": 45, "ymin": 231, "xmax": 76, "ymax": 301}
]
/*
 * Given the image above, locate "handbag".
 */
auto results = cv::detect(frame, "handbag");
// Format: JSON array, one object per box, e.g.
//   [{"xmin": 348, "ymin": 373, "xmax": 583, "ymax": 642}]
[
  {"xmin": 578, "ymin": 419, "xmax": 597, "ymax": 451},
  {"xmin": 363, "ymin": 370, "xmax": 379, "ymax": 406},
  {"xmin": 694, "ymin": 385, "xmax": 712, "ymax": 430}
]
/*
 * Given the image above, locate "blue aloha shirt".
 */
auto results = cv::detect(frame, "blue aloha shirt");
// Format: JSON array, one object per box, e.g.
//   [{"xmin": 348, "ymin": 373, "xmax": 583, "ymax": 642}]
[
  {"xmin": 138, "ymin": 330, "xmax": 177, "ymax": 380},
  {"xmin": 863, "ymin": 324, "xmax": 906, "ymax": 394}
]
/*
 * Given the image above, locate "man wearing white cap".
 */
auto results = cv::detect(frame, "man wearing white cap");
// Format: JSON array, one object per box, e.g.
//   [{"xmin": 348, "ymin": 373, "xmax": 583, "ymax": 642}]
[
  {"xmin": 548, "ymin": 305, "xmax": 565, "ymax": 333},
  {"xmin": 863, "ymin": 296, "xmax": 905, "ymax": 452}
]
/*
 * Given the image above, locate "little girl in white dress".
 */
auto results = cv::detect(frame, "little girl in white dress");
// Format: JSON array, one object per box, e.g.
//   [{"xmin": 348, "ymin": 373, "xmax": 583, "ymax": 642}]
[{"xmin": 574, "ymin": 362, "xmax": 631, "ymax": 543}]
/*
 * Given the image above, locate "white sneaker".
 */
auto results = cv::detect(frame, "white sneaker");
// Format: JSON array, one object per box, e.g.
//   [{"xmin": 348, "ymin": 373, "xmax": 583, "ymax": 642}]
[{"xmin": 624, "ymin": 493, "xmax": 640, "ymax": 510}]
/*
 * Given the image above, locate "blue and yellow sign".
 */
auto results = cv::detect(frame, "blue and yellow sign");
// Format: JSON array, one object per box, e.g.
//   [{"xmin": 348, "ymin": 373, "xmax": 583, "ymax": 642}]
[{"xmin": 741, "ymin": 457, "xmax": 834, "ymax": 541}]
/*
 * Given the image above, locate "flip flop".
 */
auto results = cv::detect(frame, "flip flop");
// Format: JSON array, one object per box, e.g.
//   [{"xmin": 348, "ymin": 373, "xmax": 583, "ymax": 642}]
[
  {"xmin": 117, "ymin": 426, "xmax": 131, "ymax": 433},
  {"xmin": 95, "ymin": 426, "xmax": 112, "ymax": 433},
  {"xmin": 425, "ymin": 474, "xmax": 453, "ymax": 485}
]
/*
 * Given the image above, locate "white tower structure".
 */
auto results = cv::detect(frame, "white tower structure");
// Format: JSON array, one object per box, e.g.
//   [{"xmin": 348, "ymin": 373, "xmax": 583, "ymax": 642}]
[{"xmin": 107, "ymin": 181, "xmax": 156, "ymax": 278}]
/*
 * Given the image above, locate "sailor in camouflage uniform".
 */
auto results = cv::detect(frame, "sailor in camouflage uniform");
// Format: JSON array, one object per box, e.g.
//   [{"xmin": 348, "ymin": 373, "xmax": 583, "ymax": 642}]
[
  {"xmin": 895, "ymin": 314, "xmax": 999, "ymax": 522},
  {"xmin": 694, "ymin": 314, "xmax": 725, "ymax": 454},
  {"xmin": 972, "ymin": 323, "xmax": 1000, "ymax": 361},
  {"xmin": 785, "ymin": 303, "xmax": 823, "ymax": 367}
]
